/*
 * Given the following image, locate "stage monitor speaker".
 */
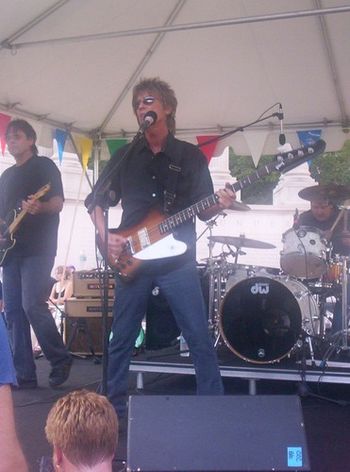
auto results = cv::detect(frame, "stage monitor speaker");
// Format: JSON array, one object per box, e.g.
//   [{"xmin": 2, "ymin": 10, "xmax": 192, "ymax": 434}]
[
  {"xmin": 127, "ymin": 395, "xmax": 310, "ymax": 472},
  {"xmin": 145, "ymin": 286, "xmax": 180, "ymax": 350}
]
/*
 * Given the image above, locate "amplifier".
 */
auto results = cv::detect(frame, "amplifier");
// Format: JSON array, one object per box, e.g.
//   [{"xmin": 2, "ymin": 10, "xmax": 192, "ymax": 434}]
[
  {"xmin": 64, "ymin": 314, "xmax": 113, "ymax": 356},
  {"xmin": 72, "ymin": 270, "xmax": 115, "ymax": 298},
  {"xmin": 64, "ymin": 298, "xmax": 114, "ymax": 318}
]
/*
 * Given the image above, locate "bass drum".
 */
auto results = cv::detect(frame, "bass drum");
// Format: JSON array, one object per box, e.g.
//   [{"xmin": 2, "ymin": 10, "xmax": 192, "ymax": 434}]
[{"xmin": 219, "ymin": 274, "xmax": 319, "ymax": 364}]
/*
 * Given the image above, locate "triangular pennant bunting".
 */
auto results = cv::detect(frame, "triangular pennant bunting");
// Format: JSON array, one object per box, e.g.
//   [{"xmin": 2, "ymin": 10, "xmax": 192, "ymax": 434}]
[
  {"xmin": 0, "ymin": 112, "xmax": 12, "ymax": 156},
  {"xmin": 37, "ymin": 123, "xmax": 54, "ymax": 155},
  {"xmin": 73, "ymin": 134, "xmax": 93, "ymax": 170},
  {"xmin": 106, "ymin": 138, "xmax": 128, "ymax": 157},
  {"xmin": 54, "ymin": 129, "xmax": 68, "ymax": 164},
  {"xmin": 243, "ymin": 130, "xmax": 269, "ymax": 166},
  {"xmin": 196, "ymin": 135, "xmax": 219, "ymax": 163},
  {"xmin": 297, "ymin": 130, "xmax": 322, "ymax": 146}
]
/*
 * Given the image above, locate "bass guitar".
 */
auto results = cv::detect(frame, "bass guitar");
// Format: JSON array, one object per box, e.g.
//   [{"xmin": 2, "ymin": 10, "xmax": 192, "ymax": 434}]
[
  {"xmin": 98, "ymin": 140, "xmax": 326, "ymax": 281},
  {"xmin": 0, "ymin": 183, "xmax": 51, "ymax": 265}
]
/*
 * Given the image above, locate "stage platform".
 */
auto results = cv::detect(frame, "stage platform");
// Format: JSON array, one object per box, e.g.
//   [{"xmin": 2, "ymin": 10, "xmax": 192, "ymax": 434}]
[
  {"xmin": 13, "ymin": 354, "xmax": 350, "ymax": 471},
  {"xmin": 130, "ymin": 342, "xmax": 350, "ymax": 395}
]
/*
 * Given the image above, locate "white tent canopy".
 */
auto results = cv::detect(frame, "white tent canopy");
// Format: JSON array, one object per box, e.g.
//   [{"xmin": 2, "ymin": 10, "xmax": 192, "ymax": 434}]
[{"xmin": 1, "ymin": 0, "xmax": 350, "ymax": 155}]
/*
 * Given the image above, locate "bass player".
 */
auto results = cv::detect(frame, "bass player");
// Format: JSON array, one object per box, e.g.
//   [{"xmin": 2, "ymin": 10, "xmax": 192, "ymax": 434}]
[{"xmin": 85, "ymin": 77, "xmax": 236, "ymax": 419}]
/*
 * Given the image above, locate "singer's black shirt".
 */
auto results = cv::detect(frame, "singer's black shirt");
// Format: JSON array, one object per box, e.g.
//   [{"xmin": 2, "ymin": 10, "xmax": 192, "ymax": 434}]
[{"xmin": 85, "ymin": 133, "xmax": 214, "ymax": 271}]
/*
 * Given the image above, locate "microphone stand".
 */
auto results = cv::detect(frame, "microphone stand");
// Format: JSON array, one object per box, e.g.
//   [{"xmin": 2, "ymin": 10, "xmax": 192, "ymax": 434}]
[
  {"xmin": 195, "ymin": 110, "xmax": 283, "ymax": 150},
  {"xmin": 88, "ymin": 126, "xmax": 148, "ymax": 396}
]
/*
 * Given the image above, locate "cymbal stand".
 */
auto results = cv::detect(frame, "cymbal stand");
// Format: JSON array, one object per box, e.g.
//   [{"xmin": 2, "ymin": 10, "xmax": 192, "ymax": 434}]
[
  {"xmin": 340, "ymin": 256, "xmax": 349, "ymax": 350},
  {"xmin": 198, "ymin": 212, "xmax": 224, "ymax": 300},
  {"xmin": 205, "ymin": 219, "xmax": 221, "ymax": 338},
  {"xmin": 316, "ymin": 294, "xmax": 325, "ymax": 339}
]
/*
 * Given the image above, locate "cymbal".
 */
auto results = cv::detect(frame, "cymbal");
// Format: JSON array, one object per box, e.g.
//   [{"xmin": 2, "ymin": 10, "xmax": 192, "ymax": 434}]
[
  {"xmin": 229, "ymin": 201, "xmax": 251, "ymax": 211},
  {"xmin": 298, "ymin": 184, "xmax": 350, "ymax": 202},
  {"xmin": 208, "ymin": 235, "xmax": 276, "ymax": 249}
]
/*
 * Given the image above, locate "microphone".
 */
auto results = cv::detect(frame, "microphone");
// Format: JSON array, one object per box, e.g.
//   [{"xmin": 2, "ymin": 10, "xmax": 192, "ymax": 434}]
[
  {"xmin": 278, "ymin": 104, "xmax": 286, "ymax": 146},
  {"xmin": 293, "ymin": 208, "xmax": 299, "ymax": 227},
  {"xmin": 139, "ymin": 111, "xmax": 157, "ymax": 133}
]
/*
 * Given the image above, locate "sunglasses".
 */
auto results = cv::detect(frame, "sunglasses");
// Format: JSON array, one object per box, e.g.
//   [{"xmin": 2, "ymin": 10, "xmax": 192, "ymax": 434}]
[{"xmin": 135, "ymin": 96, "xmax": 157, "ymax": 109}]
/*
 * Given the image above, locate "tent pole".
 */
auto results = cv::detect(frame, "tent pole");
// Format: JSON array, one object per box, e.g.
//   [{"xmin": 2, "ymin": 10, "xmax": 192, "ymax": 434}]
[{"xmin": 7, "ymin": 5, "xmax": 350, "ymax": 50}]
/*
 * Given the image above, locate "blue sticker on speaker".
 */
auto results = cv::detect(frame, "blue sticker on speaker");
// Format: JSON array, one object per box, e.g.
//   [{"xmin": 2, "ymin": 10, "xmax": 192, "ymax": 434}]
[{"xmin": 287, "ymin": 447, "xmax": 303, "ymax": 467}]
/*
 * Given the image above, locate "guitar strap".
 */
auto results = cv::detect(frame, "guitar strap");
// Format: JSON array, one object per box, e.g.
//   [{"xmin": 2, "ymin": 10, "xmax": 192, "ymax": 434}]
[{"xmin": 163, "ymin": 142, "xmax": 184, "ymax": 214}]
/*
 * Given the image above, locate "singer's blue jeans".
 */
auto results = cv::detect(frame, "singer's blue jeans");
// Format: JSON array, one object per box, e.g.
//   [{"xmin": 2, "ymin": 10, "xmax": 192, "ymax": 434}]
[{"xmin": 107, "ymin": 260, "xmax": 224, "ymax": 416}]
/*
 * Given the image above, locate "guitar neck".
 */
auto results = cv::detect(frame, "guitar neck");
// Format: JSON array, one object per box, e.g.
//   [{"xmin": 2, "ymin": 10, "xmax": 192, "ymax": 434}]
[
  {"xmin": 159, "ymin": 194, "xmax": 218, "ymax": 233},
  {"xmin": 8, "ymin": 209, "xmax": 28, "ymax": 234},
  {"xmin": 5, "ymin": 183, "xmax": 51, "ymax": 236},
  {"xmin": 159, "ymin": 158, "xmax": 277, "ymax": 233},
  {"xmin": 230, "ymin": 161, "xmax": 277, "ymax": 193},
  {"xmin": 159, "ymin": 139, "xmax": 326, "ymax": 234}
]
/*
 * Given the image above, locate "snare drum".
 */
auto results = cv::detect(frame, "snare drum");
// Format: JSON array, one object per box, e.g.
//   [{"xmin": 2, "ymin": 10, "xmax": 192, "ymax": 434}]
[
  {"xmin": 280, "ymin": 226, "xmax": 328, "ymax": 279},
  {"xmin": 219, "ymin": 274, "xmax": 318, "ymax": 364}
]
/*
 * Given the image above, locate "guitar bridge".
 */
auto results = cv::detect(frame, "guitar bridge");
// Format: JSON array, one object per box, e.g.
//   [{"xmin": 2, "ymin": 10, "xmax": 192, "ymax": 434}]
[{"xmin": 126, "ymin": 238, "xmax": 134, "ymax": 255}]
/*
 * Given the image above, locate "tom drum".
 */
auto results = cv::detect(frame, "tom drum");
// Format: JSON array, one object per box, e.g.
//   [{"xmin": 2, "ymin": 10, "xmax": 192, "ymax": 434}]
[{"xmin": 280, "ymin": 226, "xmax": 328, "ymax": 279}]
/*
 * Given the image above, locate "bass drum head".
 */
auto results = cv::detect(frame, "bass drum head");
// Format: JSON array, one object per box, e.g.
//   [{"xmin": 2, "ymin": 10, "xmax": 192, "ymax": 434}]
[{"xmin": 219, "ymin": 276, "xmax": 302, "ymax": 364}]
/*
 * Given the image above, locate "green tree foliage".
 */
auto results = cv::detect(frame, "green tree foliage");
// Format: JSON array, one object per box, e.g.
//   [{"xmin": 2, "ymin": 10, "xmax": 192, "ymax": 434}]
[
  {"xmin": 229, "ymin": 139, "xmax": 350, "ymax": 204},
  {"xmin": 229, "ymin": 148, "xmax": 280, "ymax": 204},
  {"xmin": 309, "ymin": 139, "xmax": 350, "ymax": 185}
]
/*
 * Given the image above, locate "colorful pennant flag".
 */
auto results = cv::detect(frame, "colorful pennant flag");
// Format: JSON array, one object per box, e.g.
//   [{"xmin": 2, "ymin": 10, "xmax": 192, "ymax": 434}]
[
  {"xmin": 73, "ymin": 134, "xmax": 93, "ymax": 170},
  {"xmin": 196, "ymin": 135, "xmax": 219, "ymax": 163},
  {"xmin": 0, "ymin": 112, "xmax": 12, "ymax": 156},
  {"xmin": 54, "ymin": 129, "xmax": 68, "ymax": 164},
  {"xmin": 243, "ymin": 130, "xmax": 269, "ymax": 167},
  {"xmin": 297, "ymin": 130, "xmax": 322, "ymax": 146},
  {"xmin": 106, "ymin": 138, "xmax": 128, "ymax": 157}
]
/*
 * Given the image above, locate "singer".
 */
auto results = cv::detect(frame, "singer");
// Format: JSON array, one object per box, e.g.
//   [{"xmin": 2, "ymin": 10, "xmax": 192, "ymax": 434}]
[{"xmin": 85, "ymin": 77, "xmax": 236, "ymax": 422}]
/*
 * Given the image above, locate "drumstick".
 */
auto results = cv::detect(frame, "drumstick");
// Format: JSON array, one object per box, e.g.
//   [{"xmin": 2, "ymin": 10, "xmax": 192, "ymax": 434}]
[
  {"xmin": 327, "ymin": 208, "xmax": 345, "ymax": 240},
  {"xmin": 343, "ymin": 209, "xmax": 348, "ymax": 232}
]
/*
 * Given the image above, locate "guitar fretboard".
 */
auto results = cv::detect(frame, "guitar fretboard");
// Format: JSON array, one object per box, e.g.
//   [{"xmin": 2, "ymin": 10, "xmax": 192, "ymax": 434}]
[{"xmin": 159, "ymin": 194, "xmax": 218, "ymax": 233}]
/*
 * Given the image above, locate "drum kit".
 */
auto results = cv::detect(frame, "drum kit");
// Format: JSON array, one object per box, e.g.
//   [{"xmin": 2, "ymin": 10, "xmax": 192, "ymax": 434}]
[{"xmin": 203, "ymin": 184, "xmax": 350, "ymax": 365}]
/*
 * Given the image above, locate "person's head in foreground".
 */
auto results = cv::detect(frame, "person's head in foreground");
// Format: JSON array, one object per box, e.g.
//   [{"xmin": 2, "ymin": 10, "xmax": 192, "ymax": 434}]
[{"xmin": 45, "ymin": 389, "xmax": 118, "ymax": 471}]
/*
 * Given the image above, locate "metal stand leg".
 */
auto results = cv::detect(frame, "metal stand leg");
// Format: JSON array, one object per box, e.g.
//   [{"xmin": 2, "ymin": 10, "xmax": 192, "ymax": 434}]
[
  {"xmin": 306, "ymin": 336, "xmax": 315, "ymax": 366},
  {"xmin": 136, "ymin": 372, "xmax": 144, "ymax": 390},
  {"xmin": 249, "ymin": 379, "xmax": 257, "ymax": 395},
  {"xmin": 341, "ymin": 257, "xmax": 349, "ymax": 350},
  {"xmin": 318, "ymin": 295, "xmax": 326, "ymax": 338}
]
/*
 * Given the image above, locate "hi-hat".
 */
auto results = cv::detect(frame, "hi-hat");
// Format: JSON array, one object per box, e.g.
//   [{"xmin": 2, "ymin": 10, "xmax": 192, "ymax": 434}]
[
  {"xmin": 229, "ymin": 201, "xmax": 251, "ymax": 211},
  {"xmin": 208, "ymin": 235, "xmax": 276, "ymax": 249},
  {"xmin": 298, "ymin": 184, "xmax": 350, "ymax": 202}
]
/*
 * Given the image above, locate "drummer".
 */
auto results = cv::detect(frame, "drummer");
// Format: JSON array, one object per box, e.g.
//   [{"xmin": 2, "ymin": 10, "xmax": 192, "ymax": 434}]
[
  {"xmin": 294, "ymin": 188, "xmax": 350, "ymax": 334},
  {"xmin": 294, "ymin": 197, "xmax": 350, "ymax": 255}
]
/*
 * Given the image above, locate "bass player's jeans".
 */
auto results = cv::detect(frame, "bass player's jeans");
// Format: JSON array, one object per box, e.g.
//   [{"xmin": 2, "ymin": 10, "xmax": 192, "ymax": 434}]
[{"xmin": 107, "ymin": 260, "xmax": 224, "ymax": 417}]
